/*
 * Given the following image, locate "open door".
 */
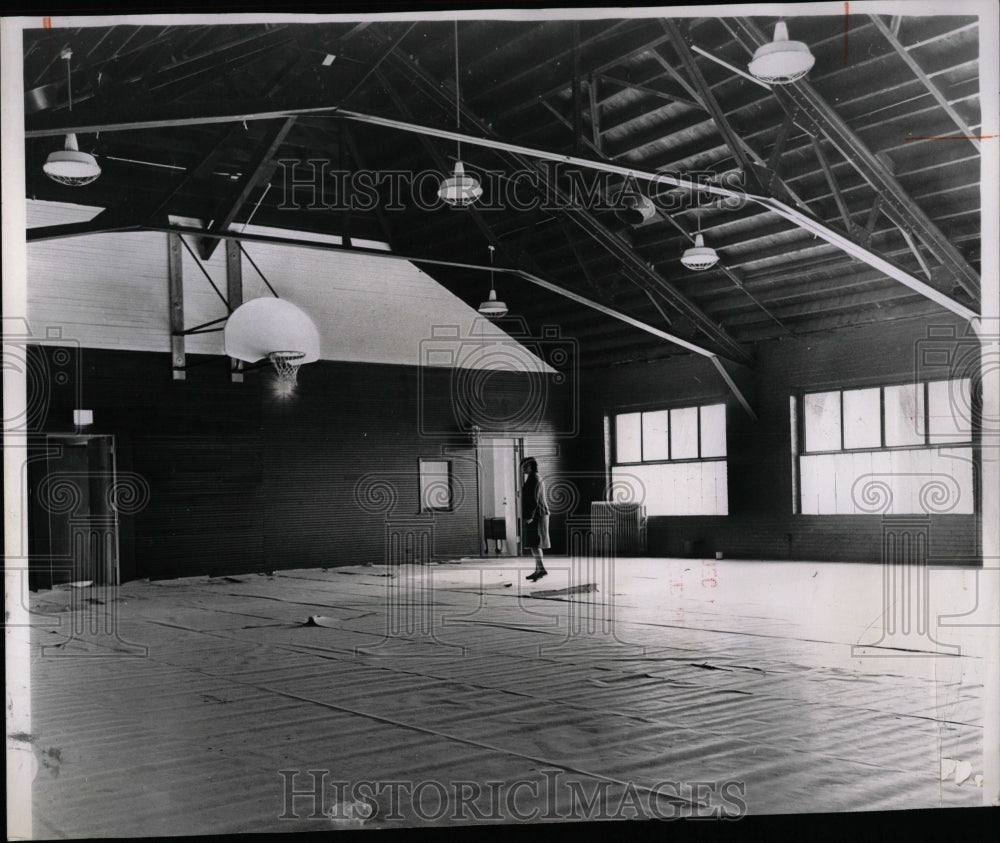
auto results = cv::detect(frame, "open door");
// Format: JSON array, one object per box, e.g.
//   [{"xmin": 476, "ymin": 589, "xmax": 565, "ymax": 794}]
[
  {"xmin": 28, "ymin": 435, "xmax": 119, "ymax": 590},
  {"xmin": 477, "ymin": 437, "xmax": 522, "ymax": 556}
]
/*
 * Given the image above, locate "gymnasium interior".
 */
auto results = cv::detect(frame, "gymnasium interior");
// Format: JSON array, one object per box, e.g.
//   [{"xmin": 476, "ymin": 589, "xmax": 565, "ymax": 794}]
[{"xmin": 3, "ymin": 3, "xmax": 998, "ymax": 836}]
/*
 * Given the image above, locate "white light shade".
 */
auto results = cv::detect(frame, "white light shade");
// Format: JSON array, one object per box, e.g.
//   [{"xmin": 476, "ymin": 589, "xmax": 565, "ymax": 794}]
[
  {"xmin": 438, "ymin": 161, "xmax": 483, "ymax": 206},
  {"xmin": 748, "ymin": 22, "xmax": 815, "ymax": 84},
  {"xmin": 478, "ymin": 288, "xmax": 508, "ymax": 318},
  {"xmin": 43, "ymin": 133, "xmax": 101, "ymax": 186},
  {"xmin": 681, "ymin": 233, "xmax": 719, "ymax": 270},
  {"xmin": 614, "ymin": 190, "xmax": 656, "ymax": 225},
  {"xmin": 73, "ymin": 409, "xmax": 93, "ymax": 426}
]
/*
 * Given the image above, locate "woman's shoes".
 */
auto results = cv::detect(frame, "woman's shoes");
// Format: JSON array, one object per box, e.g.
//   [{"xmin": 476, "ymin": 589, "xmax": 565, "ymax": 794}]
[{"xmin": 526, "ymin": 570, "xmax": 547, "ymax": 582}]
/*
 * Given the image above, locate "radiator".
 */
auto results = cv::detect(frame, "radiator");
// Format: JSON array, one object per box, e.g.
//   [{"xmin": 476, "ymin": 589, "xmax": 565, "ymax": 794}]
[{"xmin": 590, "ymin": 502, "xmax": 647, "ymax": 556}]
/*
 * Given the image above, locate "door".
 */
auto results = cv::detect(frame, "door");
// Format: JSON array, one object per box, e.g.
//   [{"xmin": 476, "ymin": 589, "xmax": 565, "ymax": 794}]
[
  {"xmin": 477, "ymin": 437, "xmax": 522, "ymax": 556},
  {"xmin": 29, "ymin": 435, "xmax": 119, "ymax": 590}
]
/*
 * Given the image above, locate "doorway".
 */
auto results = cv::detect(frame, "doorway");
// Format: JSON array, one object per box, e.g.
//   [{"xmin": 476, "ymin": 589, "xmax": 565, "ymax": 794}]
[
  {"xmin": 28, "ymin": 435, "xmax": 119, "ymax": 590},
  {"xmin": 477, "ymin": 437, "xmax": 523, "ymax": 556}
]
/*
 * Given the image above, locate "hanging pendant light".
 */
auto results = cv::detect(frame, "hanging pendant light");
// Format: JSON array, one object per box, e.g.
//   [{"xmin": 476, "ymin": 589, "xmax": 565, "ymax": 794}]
[
  {"xmin": 439, "ymin": 160, "xmax": 483, "ymax": 206},
  {"xmin": 478, "ymin": 245, "xmax": 508, "ymax": 318},
  {"xmin": 438, "ymin": 21, "xmax": 482, "ymax": 207},
  {"xmin": 681, "ymin": 218, "xmax": 719, "ymax": 271},
  {"xmin": 747, "ymin": 21, "xmax": 815, "ymax": 85},
  {"xmin": 614, "ymin": 185, "xmax": 656, "ymax": 226},
  {"xmin": 44, "ymin": 49, "xmax": 101, "ymax": 187}
]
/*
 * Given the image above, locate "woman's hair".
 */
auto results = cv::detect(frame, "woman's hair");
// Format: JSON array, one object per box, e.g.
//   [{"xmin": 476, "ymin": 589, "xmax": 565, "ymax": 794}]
[{"xmin": 521, "ymin": 457, "xmax": 538, "ymax": 473}]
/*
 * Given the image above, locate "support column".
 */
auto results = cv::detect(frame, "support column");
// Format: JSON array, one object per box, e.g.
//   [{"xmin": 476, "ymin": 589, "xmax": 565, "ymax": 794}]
[
  {"xmin": 167, "ymin": 233, "xmax": 185, "ymax": 380},
  {"xmin": 225, "ymin": 239, "xmax": 244, "ymax": 383}
]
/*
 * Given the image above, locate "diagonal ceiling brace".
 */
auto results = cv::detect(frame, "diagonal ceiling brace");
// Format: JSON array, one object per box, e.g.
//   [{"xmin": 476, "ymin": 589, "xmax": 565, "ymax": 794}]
[
  {"xmin": 810, "ymin": 135, "xmax": 858, "ymax": 237},
  {"xmin": 664, "ymin": 20, "xmax": 760, "ymax": 186},
  {"xmin": 197, "ymin": 116, "xmax": 297, "ymax": 260}
]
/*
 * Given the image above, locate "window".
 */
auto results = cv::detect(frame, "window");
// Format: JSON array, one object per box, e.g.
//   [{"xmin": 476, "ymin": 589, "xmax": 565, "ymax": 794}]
[
  {"xmin": 801, "ymin": 380, "xmax": 971, "ymax": 454},
  {"xmin": 797, "ymin": 379, "xmax": 973, "ymax": 515},
  {"xmin": 418, "ymin": 459, "xmax": 453, "ymax": 512},
  {"xmin": 611, "ymin": 403, "xmax": 727, "ymax": 516}
]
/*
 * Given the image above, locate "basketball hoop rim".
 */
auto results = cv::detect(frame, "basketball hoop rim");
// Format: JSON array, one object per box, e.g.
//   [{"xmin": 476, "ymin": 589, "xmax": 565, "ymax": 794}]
[{"xmin": 267, "ymin": 350, "xmax": 306, "ymax": 362}]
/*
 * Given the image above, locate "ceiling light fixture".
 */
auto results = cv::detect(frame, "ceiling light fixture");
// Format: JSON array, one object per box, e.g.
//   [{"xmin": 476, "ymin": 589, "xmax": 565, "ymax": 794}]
[
  {"xmin": 614, "ymin": 184, "xmax": 657, "ymax": 226},
  {"xmin": 680, "ymin": 218, "xmax": 719, "ymax": 271},
  {"xmin": 43, "ymin": 49, "xmax": 101, "ymax": 187},
  {"xmin": 438, "ymin": 21, "xmax": 482, "ymax": 207},
  {"xmin": 747, "ymin": 21, "xmax": 816, "ymax": 85},
  {"xmin": 478, "ymin": 244, "xmax": 508, "ymax": 318}
]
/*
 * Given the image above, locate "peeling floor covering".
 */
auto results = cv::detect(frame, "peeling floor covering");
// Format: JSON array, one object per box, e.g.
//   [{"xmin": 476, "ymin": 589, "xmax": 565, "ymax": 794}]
[{"xmin": 26, "ymin": 557, "xmax": 986, "ymax": 835}]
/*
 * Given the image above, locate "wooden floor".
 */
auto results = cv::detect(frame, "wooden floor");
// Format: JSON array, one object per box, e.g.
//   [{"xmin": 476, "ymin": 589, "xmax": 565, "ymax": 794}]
[{"xmin": 24, "ymin": 556, "xmax": 986, "ymax": 836}]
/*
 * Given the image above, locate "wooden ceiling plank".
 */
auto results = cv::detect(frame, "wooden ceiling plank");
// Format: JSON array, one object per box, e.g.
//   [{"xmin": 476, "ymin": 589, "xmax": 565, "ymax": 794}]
[
  {"xmin": 729, "ymin": 16, "xmax": 980, "ymax": 301},
  {"xmin": 868, "ymin": 14, "xmax": 980, "ymax": 153}
]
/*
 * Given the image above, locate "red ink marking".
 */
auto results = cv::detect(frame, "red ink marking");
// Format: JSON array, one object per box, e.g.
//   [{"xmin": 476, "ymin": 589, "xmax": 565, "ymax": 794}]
[
  {"xmin": 844, "ymin": 3, "xmax": 850, "ymax": 68},
  {"xmin": 42, "ymin": 16, "xmax": 51, "ymax": 28}
]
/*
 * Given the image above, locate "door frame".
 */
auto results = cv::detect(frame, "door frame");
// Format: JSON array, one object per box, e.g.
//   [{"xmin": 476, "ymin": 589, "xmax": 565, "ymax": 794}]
[
  {"xmin": 475, "ymin": 435, "xmax": 524, "ymax": 556},
  {"xmin": 35, "ymin": 433, "xmax": 120, "ymax": 588}
]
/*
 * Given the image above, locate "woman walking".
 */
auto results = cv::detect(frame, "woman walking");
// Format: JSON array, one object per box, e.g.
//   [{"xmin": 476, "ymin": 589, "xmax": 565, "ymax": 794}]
[{"xmin": 521, "ymin": 457, "xmax": 550, "ymax": 581}]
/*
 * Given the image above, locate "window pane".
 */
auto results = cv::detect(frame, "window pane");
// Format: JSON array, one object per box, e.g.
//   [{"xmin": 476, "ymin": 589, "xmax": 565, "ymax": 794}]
[
  {"xmin": 616, "ymin": 413, "xmax": 642, "ymax": 463},
  {"xmin": 612, "ymin": 463, "xmax": 727, "ymax": 516},
  {"xmin": 928, "ymin": 379, "xmax": 972, "ymax": 443},
  {"xmin": 642, "ymin": 410, "xmax": 670, "ymax": 461},
  {"xmin": 842, "ymin": 387, "xmax": 881, "ymax": 449},
  {"xmin": 670, "ymin": 407, "xmax": 699, "ymax": 459},
  {"xmin": 419, "ymin": 460, "xmax": 451, "ymax": 511},
  {"xmin": 804, "ymin": 391, "xmax": 841, "ymax": 452},
  {"xmin": 884, "ymin": 384, "xmax": 925, "ymax": 446},
  {"xmin": 699, "ymin": 403, "xmax": 726, "ymax": 457}
]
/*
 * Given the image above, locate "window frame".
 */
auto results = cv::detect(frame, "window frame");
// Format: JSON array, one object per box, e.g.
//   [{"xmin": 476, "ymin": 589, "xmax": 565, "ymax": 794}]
[
  {"xmin": 799, "ymin": 378, "xmax": 972, "ymax": 456},
  {"xmin": 418, "ymin": 457, "xmax": 454, "ymax": 512},
  {"xmin": 612, "ymin": 402, "xmax": 727, "ymax": 466}
]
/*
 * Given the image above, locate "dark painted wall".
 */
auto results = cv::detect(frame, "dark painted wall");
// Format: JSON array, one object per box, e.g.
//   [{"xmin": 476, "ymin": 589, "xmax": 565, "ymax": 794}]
[
  {"xmin": 575, "ymin": 315, "xmax": 981, "ymax": 564},
  {"xmin": 27, "ymin": 347, "xmax": 572, "ymax": 580}
]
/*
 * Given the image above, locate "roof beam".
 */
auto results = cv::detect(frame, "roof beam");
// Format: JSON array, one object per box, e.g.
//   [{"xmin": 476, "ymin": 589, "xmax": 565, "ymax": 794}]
[
  {"xmin": 727, "ymin": 16, "xmax": 981, "ymax": 302},
  {"xmin": 664, "ymin": 20, "xmax": 758, "ymax": 182},
  {"xmin": 867, "ymin": 14, "xmax": 980, "ymax": 153},
  {"xmin": 373, "ymin": 31, "xmax": 752, "ymax": 365},
  {"xmin": 197, "ymin": 116, "xmax": 297, "ymax": 260},
  {"xmin": 370, "ymin": 64, "xmax": 734, "ymax": 369},
  {"xmin": 160, "ymin": 220, "xmax": 723, "ymax": 361},
  {"xmin": 810, "ymin": 135, "xmax": 857, "ymax": 237},
  {"xmin": 594, "ymin": 72, "xmax": 700, "ymax": 111}
]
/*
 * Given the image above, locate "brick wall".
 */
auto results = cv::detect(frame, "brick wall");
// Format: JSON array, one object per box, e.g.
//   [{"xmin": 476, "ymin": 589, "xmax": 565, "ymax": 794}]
[{"xmin": 576, "ymin": 315, "xmax": 981, "ymax": 564}]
